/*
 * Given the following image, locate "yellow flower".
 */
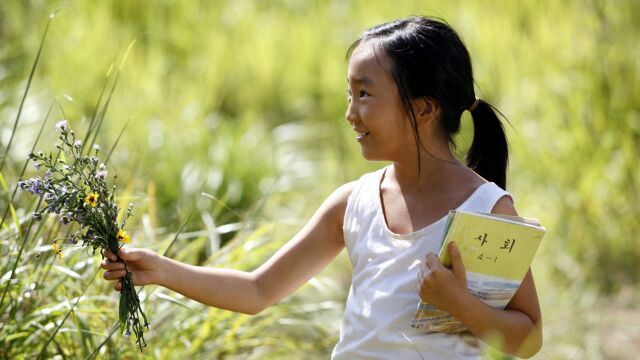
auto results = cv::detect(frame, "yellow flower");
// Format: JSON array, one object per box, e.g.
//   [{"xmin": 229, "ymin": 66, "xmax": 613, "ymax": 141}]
[
  {"xmin": 85, "ymin": 193, "xmax": 99, "ymax": 207},
  {"xmin": 117, "ymin": 229, "xmax": 130, "ymax": 243},
  {"xmin": 52, "ymin": 240, "xmax": 63, "ymax": 259}
]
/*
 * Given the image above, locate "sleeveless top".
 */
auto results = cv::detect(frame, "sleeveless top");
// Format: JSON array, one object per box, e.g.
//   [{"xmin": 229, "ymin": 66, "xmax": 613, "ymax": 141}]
[{"xmin": 331, "ymin": 167, "xmax": 512, "ymax": 360}]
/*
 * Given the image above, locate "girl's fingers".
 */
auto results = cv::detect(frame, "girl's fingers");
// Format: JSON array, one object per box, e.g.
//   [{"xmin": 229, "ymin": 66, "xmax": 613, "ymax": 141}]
[
  {"xmin": 103, "ymin": 269, "xmax": 126, "ymax": 281},
  {"xmin": 100, "ymin": 259, "xmax": 124, "ymax": 270},
  {"xmin": 448, "ymin": 242, "xmax": 466, "ymax": 278},
  {"xmin": 424, "ymin": 253, "xmax": 441, "ymax": 270},
  {"xmin": 118, "ymin": 247, "xmax": 145, "ymax": 262},
  {"xmin": 419, "ymin": 262, "xmax": 430, "ymax": 278},
  {"xmin": 102, "ymin": 249, "xmax": 118, "ymax": 262},
  {"xmin": 114, "ymin": 280, "xmax": 122, "ymax": 292}
]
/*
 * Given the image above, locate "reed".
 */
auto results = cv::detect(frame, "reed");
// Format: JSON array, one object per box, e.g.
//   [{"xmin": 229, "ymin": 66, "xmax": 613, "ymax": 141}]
[{"xmin": 1, "ymin": 0, "xmax": 638, "ymax": 358}]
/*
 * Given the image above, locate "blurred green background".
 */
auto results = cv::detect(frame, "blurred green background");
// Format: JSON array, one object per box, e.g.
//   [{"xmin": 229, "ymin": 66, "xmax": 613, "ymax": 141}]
[{"xmin": 1, "ymin": 0, "xmax": 639, "ymax": 358}]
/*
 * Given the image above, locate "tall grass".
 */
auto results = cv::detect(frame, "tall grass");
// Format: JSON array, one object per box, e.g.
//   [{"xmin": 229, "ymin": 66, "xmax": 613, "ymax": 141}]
[{"xmin": 1, "ymin": 0, "xmax": 639, "ymax": 358}]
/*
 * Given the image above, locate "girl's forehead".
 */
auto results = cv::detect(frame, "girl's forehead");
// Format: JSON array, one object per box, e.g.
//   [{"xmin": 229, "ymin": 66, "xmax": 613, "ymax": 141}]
[
  {"xmin": 347, "ymin": 42, "xmax": 392, "ymax": 83},
  {"xmin": 350, "ymin": 41, "xmax": 377, "ymax": 61}
]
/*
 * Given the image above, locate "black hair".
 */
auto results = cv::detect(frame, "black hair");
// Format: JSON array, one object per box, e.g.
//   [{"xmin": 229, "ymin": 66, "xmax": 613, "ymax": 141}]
[{"xmin": 347, "ymin": 16, "xmax": 509, "ymax": 189}]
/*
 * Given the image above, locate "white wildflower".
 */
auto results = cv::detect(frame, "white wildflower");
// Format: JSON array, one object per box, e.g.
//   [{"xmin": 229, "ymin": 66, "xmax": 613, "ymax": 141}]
[
  {"xmin": 95, "ymin": 170, "xmax": 108, "ymax": 180},
  {"xmin": 55, "ymin": 120, "xmax": 68, "ymax": 132}
]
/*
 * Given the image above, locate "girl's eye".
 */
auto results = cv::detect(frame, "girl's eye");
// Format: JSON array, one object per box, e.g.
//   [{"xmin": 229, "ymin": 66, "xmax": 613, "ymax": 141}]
[{"xmin": 345, "ymin": 89, "xmax": 370, "ymax": 99}]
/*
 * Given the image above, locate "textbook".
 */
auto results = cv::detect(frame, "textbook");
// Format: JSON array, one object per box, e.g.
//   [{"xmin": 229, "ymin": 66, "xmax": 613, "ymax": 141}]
[{"xmin": 410, "ymin": 210, "xmax": 546, "ymax": 333}]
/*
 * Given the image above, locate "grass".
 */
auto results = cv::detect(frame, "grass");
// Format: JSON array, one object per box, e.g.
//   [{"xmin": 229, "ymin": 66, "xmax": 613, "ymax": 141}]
[{"xmin": 1, "ymin": 0, "xmax": 639, "ymax": 358}]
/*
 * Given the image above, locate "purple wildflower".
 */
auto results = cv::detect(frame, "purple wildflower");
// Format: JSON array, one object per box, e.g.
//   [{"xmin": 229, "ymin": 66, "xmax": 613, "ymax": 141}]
[
  {"xmin": 19, "ymin": 178, "xmax": 45, "ymax": 195},
  {"xmin": 95, "ymin": 170, "xmax": 108, "ymax": 180}
]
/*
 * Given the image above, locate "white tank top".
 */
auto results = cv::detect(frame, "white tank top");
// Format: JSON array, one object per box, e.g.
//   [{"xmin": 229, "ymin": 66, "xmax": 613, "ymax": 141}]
[{"xmin": 332, "ymin": 167, "xmax": 512, "ymax": 360}]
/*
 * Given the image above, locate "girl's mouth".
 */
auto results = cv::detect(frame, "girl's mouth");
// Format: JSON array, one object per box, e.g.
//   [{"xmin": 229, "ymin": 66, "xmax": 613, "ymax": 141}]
[{"xmin": 357, "ymin": 131, "xmax": 370, "ymax": 142}]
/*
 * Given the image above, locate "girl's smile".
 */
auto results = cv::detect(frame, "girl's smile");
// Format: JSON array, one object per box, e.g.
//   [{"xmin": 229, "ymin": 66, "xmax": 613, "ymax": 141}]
[{"xmin": 356, "ymin": 130, "xmax": 370, "ymax": 142}]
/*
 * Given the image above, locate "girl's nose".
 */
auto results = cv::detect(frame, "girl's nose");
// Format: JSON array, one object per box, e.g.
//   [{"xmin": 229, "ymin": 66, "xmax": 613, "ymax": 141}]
[{"xmin": 345, "ymin": 100, "xmax": 358, "ymax": 125}]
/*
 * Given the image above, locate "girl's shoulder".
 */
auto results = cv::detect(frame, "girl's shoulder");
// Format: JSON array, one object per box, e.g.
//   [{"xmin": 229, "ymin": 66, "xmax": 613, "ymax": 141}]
[
  {"xmin": 346, "ymin": 167, "xmax": 388, "ymax": 197},
  {"xmin": 325, "ymin": 168, "xmax": 385, "ymax": 220},
  {"xmin": 319, "ymin": 181, "xmax": 358, "ymax": 225}
]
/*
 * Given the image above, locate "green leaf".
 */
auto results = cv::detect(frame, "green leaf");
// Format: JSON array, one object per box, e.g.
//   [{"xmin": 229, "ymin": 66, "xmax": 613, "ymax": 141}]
[
  {"xmin": 4, "ymin": 331, "xmax": 30, "ymax": 342},
  {"xmin": 53, "ymin": 265, "xmax": 82, "ymax": 279},
  {"xmin": 119, "ymin": 291, "xmax": 128, "ymax": 323}
]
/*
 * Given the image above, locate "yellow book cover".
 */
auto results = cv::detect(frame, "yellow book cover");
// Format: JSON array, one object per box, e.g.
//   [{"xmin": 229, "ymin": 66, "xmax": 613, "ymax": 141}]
[{"xmin": 410, "ymin": 210, "xmax": 545, "ymax": 332}]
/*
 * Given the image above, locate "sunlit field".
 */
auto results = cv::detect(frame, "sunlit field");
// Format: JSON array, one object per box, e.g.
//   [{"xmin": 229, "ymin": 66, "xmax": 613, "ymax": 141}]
[{"xmin": 1, "ymin": 1, "xmax": 639, "ymax": 358}]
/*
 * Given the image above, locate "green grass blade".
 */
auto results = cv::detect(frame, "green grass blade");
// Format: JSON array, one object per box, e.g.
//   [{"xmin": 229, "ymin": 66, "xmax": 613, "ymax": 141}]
[
  {"xmin": 105, "ymin": 120, "xmax": 129, "ymax": 164},
  {"xmin": 35, "ymin": 269, "xmax": 100, "ymax": 359},
  {"xmin": 87, "ymin": 41, "xmax": 136, "ymax": 154},
  {"xmin": 0, "ymin": 99, "xmax": 54, "ymax": 230},
  {"xmin": 0, "ymin": 14, "xmax": 54, "ymax": 173},
  {"xmin": 80, "ymin": 63, "xmax": 113, "ymax": 156},
  {"xmin": 0, "ymin": 172, "xmax": 20, "ymax": 239}
]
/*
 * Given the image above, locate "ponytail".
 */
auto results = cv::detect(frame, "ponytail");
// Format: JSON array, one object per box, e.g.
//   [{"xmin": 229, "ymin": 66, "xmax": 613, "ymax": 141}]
[{"xmin": 466, "ymin": 99, "xmax": 509, "ymax": 190}]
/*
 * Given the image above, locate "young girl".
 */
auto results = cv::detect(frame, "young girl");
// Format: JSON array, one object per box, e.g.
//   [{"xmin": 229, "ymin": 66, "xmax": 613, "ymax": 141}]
[{"xmin": 102, "ymin": 16, "xmax": 542, "ymax": 359}]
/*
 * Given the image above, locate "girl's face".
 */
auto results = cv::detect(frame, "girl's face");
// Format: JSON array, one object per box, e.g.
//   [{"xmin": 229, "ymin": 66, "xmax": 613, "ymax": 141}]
[{"xmin": 346, "ymin": 42, "xmax": 414, "ymax": 162}]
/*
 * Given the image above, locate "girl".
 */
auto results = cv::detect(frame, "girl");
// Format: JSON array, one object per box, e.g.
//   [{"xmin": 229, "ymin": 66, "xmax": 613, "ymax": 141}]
[{"xmin": 102, "ymin": 16, "xmax": 542, "ymax": 359}]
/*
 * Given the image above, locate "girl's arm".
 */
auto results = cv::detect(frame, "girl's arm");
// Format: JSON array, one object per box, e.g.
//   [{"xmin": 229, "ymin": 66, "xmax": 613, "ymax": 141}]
[
  {"xmin": 102, "ymin": 182, "xmax": 354, "ymax": 315},
  {"xmin": 418, "ymin": 196, "xmax": 542, "ymax": 358}
]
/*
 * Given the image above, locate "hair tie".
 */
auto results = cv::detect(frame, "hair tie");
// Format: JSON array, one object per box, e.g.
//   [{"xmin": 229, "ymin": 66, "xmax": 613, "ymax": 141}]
[{"xmin": 467, "ymin": 97, "xmax": 480, "ymax": 112}]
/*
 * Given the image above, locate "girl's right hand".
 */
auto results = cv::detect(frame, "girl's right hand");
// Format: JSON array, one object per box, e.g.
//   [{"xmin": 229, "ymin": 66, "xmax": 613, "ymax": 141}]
[{"xmin": 101, "ymin": 248, "xmax": 164, "ymax": 291}]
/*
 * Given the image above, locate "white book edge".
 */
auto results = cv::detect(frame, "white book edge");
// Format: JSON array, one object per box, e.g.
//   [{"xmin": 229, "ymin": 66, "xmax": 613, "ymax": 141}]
[{"xmin": 451, "ymin": 210, "xmax": 546, "ymax": 232}]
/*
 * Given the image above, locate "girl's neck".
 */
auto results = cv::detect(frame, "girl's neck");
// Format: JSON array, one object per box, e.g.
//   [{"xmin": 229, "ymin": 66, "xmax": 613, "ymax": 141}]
[
  {"xmin": 391, "ymin": 159, "xmax": 455, "ymax": 189},
  {"xmin": 389, "ymin": 147, "xmax": 475, "ymax": 194},
  {"xmin": 387, "ymin": 122, "xmax": 482, "ymax": 193}
]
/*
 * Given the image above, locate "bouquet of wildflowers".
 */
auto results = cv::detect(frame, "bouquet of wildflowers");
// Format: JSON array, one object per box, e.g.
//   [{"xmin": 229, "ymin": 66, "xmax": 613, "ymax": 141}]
[{"xmin": 18, "ymin": 120, "xmax": 149, "ymax": 350}]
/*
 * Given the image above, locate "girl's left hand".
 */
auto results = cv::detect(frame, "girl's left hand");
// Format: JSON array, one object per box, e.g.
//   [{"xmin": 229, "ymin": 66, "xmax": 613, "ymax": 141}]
[{"xmin": 418, "ymin": 242, "xmax": 468, "ymax": 311}]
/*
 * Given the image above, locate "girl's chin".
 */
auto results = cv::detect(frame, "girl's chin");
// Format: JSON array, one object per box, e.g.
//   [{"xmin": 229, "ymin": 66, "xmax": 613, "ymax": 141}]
[{"xmin": 360, "ymin": 149, "xmax": 388, "ymax": 162}]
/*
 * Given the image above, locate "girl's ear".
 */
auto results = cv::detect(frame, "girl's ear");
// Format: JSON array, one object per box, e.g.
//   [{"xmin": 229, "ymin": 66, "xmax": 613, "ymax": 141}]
[{"xmin": 412, "ymin": 97, "xmax": 440, "ymax": 126}]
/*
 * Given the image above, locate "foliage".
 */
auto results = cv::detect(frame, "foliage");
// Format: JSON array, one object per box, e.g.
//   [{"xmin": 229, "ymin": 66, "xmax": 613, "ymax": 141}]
[{"xmin": 0, "ymin": 0, "xmax": 638, "ymax": 359}]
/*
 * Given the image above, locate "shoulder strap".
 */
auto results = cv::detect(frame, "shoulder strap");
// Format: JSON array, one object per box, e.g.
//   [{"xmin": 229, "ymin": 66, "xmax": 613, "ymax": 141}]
[
  {"xmin": 343, "ymin": 168, "xmax": 385, "ymax": 246},
  {"xmin": 460, "ymin": 182, "xmax": 513, "ymax": 214}
]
